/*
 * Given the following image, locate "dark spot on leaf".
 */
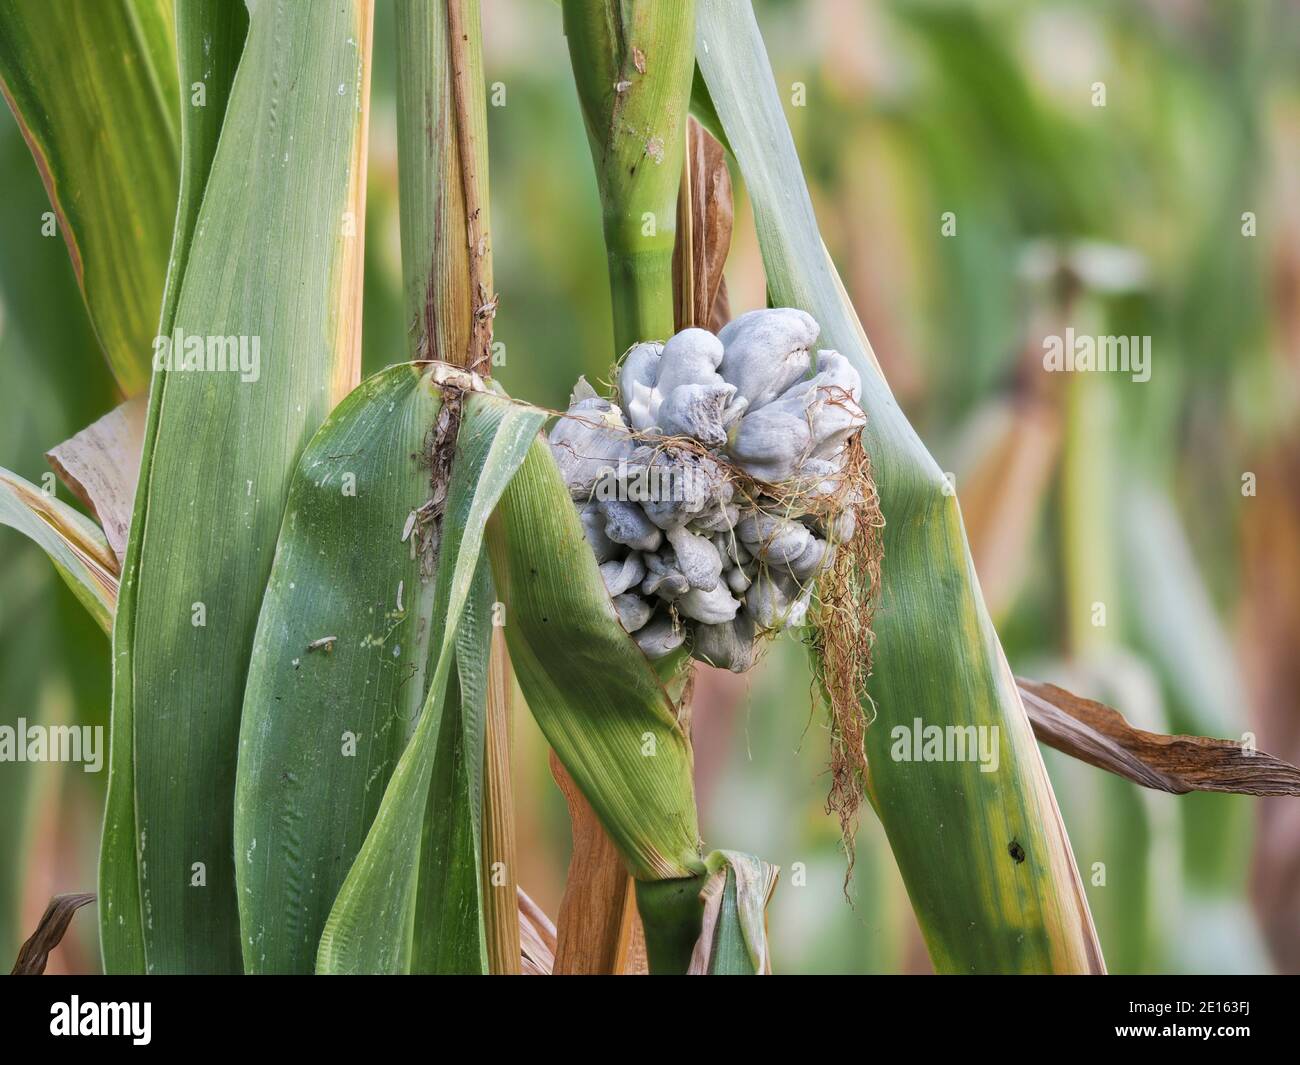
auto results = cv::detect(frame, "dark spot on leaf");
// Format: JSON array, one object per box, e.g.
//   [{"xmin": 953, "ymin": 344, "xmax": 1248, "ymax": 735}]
[{"xmin": 1008, "ymin": 840, "xmax": 1026, "ymax": 864}]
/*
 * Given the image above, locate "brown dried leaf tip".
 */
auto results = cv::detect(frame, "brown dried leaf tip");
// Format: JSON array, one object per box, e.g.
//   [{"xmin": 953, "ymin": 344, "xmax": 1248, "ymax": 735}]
[
  {"xmin": 11, "ymin": 892, "xmax": 95, "ymax": 975},
  {"xmin": 1019, "ymin": 678, "xmax": 1300, "ymax": 797}
]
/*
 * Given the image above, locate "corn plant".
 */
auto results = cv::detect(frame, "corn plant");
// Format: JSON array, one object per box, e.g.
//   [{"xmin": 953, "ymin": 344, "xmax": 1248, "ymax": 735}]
[{"xmin": 2, "ymin": 0, "xmax": 1296, "ymax": 977}]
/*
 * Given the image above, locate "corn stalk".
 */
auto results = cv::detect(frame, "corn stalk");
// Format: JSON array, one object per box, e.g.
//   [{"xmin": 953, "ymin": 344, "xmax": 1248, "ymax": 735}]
[
  {"xmin": 562, "ymin": 0, "xmax": 693, "ymax": 354},
  {"xmin": 395, "ymin": 0, "xmax": 520, "ymax": 972}
]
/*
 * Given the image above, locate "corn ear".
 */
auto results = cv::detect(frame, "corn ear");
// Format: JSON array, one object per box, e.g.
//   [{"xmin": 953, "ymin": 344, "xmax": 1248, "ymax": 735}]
[
  {"xmin": 486, "ymin": 437, "xmax": 704, "ymax": 883},
  {"xmin": 550, "ymin": 0, "xmax": 780, "ymax": 975}
]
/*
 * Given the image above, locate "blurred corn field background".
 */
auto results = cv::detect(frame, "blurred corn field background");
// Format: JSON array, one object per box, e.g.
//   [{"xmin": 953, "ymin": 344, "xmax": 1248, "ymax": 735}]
[{"xmin": 3, "ymin": 0, "xmax": 1300, "ymax": 974}]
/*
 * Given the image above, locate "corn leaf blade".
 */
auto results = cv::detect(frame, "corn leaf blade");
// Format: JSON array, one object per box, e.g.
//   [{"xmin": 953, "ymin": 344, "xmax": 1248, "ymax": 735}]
[
  {"xmin": 234, "ymin": 364, "xmax": 442, "ymax": 972},
  {"xmin": 97, "ymin": 0, "xmax": 249, "ymax": 976},
  {"xmin": 0, "ymin": 466, "xmax": 117, "ymax": 633},
  {"xmin": 0, "ymin": 0, "xmax": 179, "ymax": 394},
  {"xmin": 693, "ymin": 851, "xmax": 777, "ymax": 975},
  {"xmin": 317, "ymin": 390, "xmax": 544, "ymax": 974},
  {"xmin": 156, "ymin": 0, "xmax": 248, "ymax": 346},
  {"xmin": 104, "ymin": 0, "xmax": 372, "ymax": 974},
  {"xmin": 408, "ymin": 555, "xmax": 494, "ymax": 974},
  {"xmin": 696, "ymin": 0, "xmax": 1102, "ymax": 973}
]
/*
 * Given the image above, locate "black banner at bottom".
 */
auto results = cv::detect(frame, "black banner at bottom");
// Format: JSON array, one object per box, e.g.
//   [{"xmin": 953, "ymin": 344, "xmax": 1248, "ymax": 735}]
[{"xmin": 0, "ymin": 974, "xmax": 1289, "ymax": 1050}]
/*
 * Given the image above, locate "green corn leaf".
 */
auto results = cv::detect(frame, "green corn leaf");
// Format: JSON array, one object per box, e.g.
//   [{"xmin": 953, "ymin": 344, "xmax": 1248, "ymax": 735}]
[
  {"xmin": 707, "ymin": 870, "xmax": 751, "ymax": 975},
  {"xmin": 317, "ymin": 389, "xmax": 544, "ymax": 975},
  {"xmin": 635, "ymin": 849, "xmax": 776, "ymax": 975},
  {"xmin": 103, "ymin": 0, "xmax": 372, "ymax": 974},
  {"xmin": 486, "ymin": 436, "xmax": 703, "ymax": 884},
  {"xmin": 699, "ymin": 851, "xmax": 776, "ymax": 975},
  {"xmin": 157, "ymin": 0, "xmax": 248, "ymax": 343},
  {"xmin": 409, "ymin": 554, "xmax": 495, "ymax": 974},
  {"xmin": 98, "ymin": 0, "xmax": 248, "ymax": 977},
  {"xmin": 237, "ymin": 364, "xmax": 509, "ymax": 975},
  {"xmin": 634, "ymin": 850, "xmax": 776, "ymax": 975},
  {"xmin": 234, "ymin": 364, "xmax": 442, "ymax": 973},
  {"xmin": 0, "ymin": 0, "xmax": 179, "ymax": 395},
  {"xmin": 0, "ymin": 466, "xmax": 117, "ymax": 634},
  {"xmin": 696, "ymin": 0, "xmax": 1102, "ymax": 973}
]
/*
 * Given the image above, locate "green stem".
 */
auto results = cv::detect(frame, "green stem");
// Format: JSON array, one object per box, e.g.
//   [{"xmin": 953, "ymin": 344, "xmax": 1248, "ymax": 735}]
[
  {"xmin": 634, "ymin": 875, "xmax": 705, "ymax": 975},
  {"xmin": 561, "ymin": 0, "xmax": 695, "ymax": 352}
]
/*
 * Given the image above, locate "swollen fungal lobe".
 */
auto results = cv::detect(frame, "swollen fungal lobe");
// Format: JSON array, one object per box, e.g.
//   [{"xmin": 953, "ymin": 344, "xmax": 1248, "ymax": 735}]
[
  {"xmin": 738, "ymin": 512, "xmax": 812, "ymax": 566},
  {"xmin": 657, "ymin": 383, "xmax": 734, "ymax": 448},
  {"xmin": 653, "ymin": 327, "xmax": 725, "ymax": 396},
  {"xmin": 678, "ymin": 582, "xmax": 741, "ymax": 625},
  {"xmin": 600, "ymin": 553, "xmax": 646, "ymax": 596},
  {"xmin": 642, "ymin": 551, "xmax": 690, "ymax": 599},
  {"xmin": 579, "ymin": 502, "xmax": 618, "ymax": 563},
  {"xmin": 693, "ymin": 613, "xmax": 758, "ymax": 673},
  {"xmin": 613, "ymin": 592, "xmax": 654, "ymax": 633},
  {"xmin": 666, "ymin": 526, "xmax": 723, "ymax": 591},
  {"xmin": 744, "ymin": 569, "xmax": 794, "ymax": 629},
  {"xmin": 727, "ymin": 408, "xmax": 812, "ymax": 483},
  {"xmin": 600, "ymin": 498, "xmax": 662, "ymax": 552},
  {"xmin": 619, "ymin": 341, "xmax": 663, "ymax": 431},
  {"xmin": 550, "ymin": 395, "xmax": 633, "ymax": 498},
  {"xmin": 717, "ymin": 307, "xmax": 817, "ymax": 410},
  {"xmin": 787, "ymin": 537, "xmax": 831, "ymax": 581},
  {"xmin": 548, "ymin": 308, "xmax": 865, "ymax": 672},
  {"xmin": 634, "ymin": 610, "xmax": 686, "ymax": 657},
  {"xmin": 724, "ymin": 566, "xmax": 752, "ymax": 595}
]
